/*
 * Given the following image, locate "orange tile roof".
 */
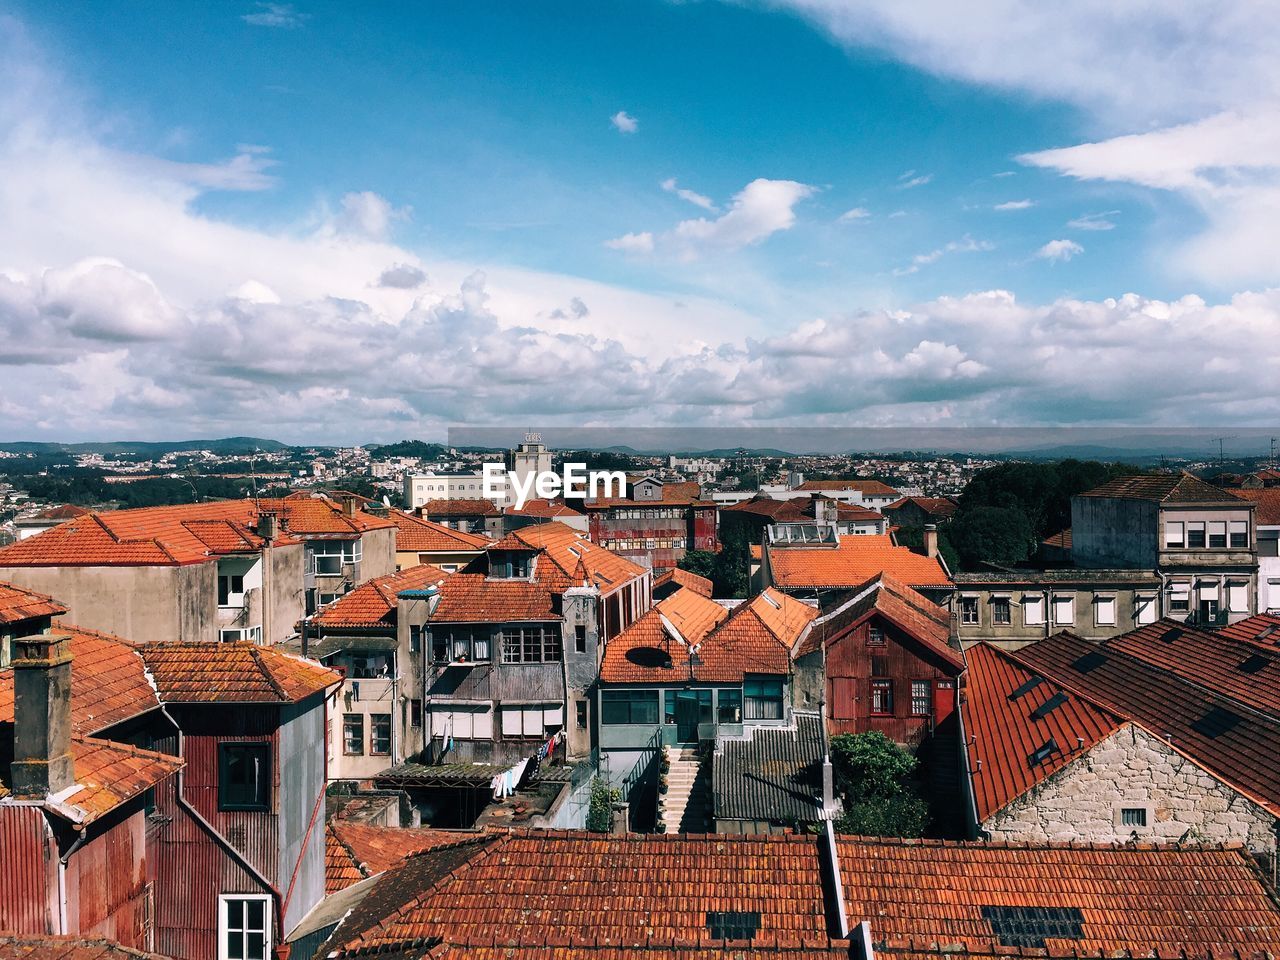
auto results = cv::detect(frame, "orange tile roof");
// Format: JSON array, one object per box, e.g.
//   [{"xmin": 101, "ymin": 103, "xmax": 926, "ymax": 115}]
[
  {"xmin": 1232, "ymin": 488, "xmax": 1280, "ymax": 525},
  {"xmin": 884, "ymin": 496, "xmax": 958, "ymax": 518},
  {"xmin": 768, "ymin": 534, "xmax": 951, "ymax": 590},
  {"xmin": 794, "ymin": 478, "xmax": 900, "ymax": 497},
  {"xmin": 424, "ymin": 574, "xmax": 559, "ymax": 624},
  {"xmin": 725, "ymin": 496, "xmax": 884, "ymax": 524},
  {"xmin": 1079, "ymin": 473, "xmax": 1239, "ymax": 503},
  {"xmin": 326, "ymin": 821, "xmax": 472, "ymax": 893},
  {"xmin": 314, "ymin": 563, "xmax": 451, "ymax": 630},
  {"xmin": 800, "ymin": 574, "xmax": 960, "ymax": 672},
  {"xmin": 0, "ymin": 624, "xmax": 159, "ymax": 735},
  {"xmin": 600, "ymin": 587, "xmax": 813, "ymax": 684},
  {"xmin": 266, "ymin": 493, "xmax": 398, "ymax": 535},
  {"xmin": 49, "ymin": 737, "xmax": 181, "ymax": 825},
  {"xmin": 140, "ymin": 642, "xmax": 342, "ymax": 703},
  {"xmin": 421, "ymin": 499, "xmax": 501, "ymax": 517},
  {"xmin": 323, "ymin": 830, "xmax": 1280, "ymax": 958},
  {"xmin": 1041, "ymin": 527, "xmax": 1072, "ymax": 549},
  {"xmin": 504, "ymin": 498, "xmax": 585, "ymax": 518},
  {"xmin": 0, "ymin": 935, "xmax": 171, "ymax": 959},
  {"xmin": 653, "ymin": 567, "xmax": 713, "ymax": 597},
  {"xmin": 962, "ymin": 642, "xmax": 1122, "ymax": 822},
  {"xmin": 835, "ymin": 836, "xmax": 1280, "ymax": 954},
  {"xmin": 29, "ymin": 504, "xmax": 93, "ymax": 521},
  {"xmin": 388, "ymin": 511, "xmax": 490, "ymax": 552},
  {"xmin": 488, "ymin": 522, "xmax": 647, "ymax": 594},
  {"xmin": 1219, "ymin": 612, "xmax": 1280, "ymax": 646},
  {"xmin": 0, "ymin": 580, "xmax": 66, "ymax": 624}
]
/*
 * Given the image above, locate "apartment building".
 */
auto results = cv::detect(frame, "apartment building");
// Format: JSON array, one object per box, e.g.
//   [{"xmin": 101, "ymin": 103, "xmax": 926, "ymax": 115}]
[
  {"xmin": 402, "ymin": 472, "xmax": 487, "ymax": 510},
  {"xmin": 385, "ymin": 509, "xmax": 489, "ymax": 572},
  {"xmin": 1231, "ymin": 488, "xmax": 1280, "ymax": 612},
  {"xmin": 792, "ymin": 478, "xmax": 903, "ymax": 510},
  {"xmin": 1072, "ymin": 474, "xmax": 1258, "ymax": 626},
  {"xmin": 583, "ymin": 476, "xmax": 718, "ymax": 572}
]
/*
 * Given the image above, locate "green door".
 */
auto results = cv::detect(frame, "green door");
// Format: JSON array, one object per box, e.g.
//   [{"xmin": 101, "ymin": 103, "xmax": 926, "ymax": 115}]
[{"xmin": 675, "ymin": 692, "xmax": 700, "ymax": 743}]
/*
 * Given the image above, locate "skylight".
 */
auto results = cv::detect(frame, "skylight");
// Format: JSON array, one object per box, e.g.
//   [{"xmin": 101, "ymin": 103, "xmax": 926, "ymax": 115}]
[
  {"xmin": 1029, "ymin": 692, "xmax": 1069, "ymax": 720},
  {"xmin": 1190, "ymin": 706, "xmax": 1242, "ymax": 739},
  {"xmin": 1160, "ymin": 627, "xmax": 1183, "ymax": 644},
  {"xmin": 1007, "ymin": 675, "xmax": 1044, "ymax": 701},
  {"xmin": 1239, "ymin": 653, "xmax": 1271, "ymax": 674},
  {"xmin": 1257, "ymin": 624, "xmax": 1278, "ymax": 642},
  {"xmin": 1071, "ymin": 651, "xmax": 1107, "ymax": 673},
  {"xmin": 1028, "ymin": 738, "xmax": 1060, "ymax": 767},
  {"xmin": 980, "ymin": 906, "xmax": 1085, "ymax": 948},
  {"xmin": 707, "ymin": 911, "xmax": 761, "ymax": 940}
]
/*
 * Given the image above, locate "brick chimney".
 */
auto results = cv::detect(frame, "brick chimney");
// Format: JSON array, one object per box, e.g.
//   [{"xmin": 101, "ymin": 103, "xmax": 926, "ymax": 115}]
[
  {"xmin": 340, "ymin": 495, "xmax": 358, "ymax": 518},
  {"xmin": 923, "ymin": 523, "xmax": 939, "ymax": 559},
  {"xmin": 10, "ymin": 633, "xmax": 75, "ymax": 799},
  {"xmin": 256, "ymin": 509, "xmax": 278, "ymax": 542}
]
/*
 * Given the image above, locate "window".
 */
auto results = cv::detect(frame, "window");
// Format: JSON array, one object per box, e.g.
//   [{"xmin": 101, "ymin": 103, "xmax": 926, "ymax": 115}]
[
  {"xmin": 502, "ymin": 704, "xmax": 562, "ymax": 738},
  {"xmin": 370, "ymin": 714, "xmax": 391, "ymax": 755},
  {"xmin": 1227, "ymin": 581, "xmax": 1248, "ymax": 613},
  {"xmin": 218, "ymin": 573, "xmax": 245, "ymax": 607},
  {"xmin": 1187, "ymin": 522, "xmax": 1206, "ymax": 548},
  {"xmin": 490, "ymin": 551, "xmax": 532, "ymax": 578},
  {"xmin": 867, "ymin": 625, "xmax": 886, "ymax": 645},
  {"xmin": 429, "ymin": 706, "xmax": 493, "ymax": 740},
  {"xmin": 992, "ymin": 598, "xmax": 1012, "ymax": 625},
  {"xmin": 218, "ymin": 743, "xmax": 270, "ymax": 811},
  {"xmin": 343, "ymin": 715, "xmax": 364, "ymax": 755},
  {"xmin": 744, "ymin": 676, "xmax": 784, "ymax": 720},
  {"xmin": 1135, "ymin": 595, "xmax": 1157, "ymax": 625},
  {"xmin": 911, "ymin": 680, "xmax": 931, "ymax": 716},
  {"xmin": 706, "ymin": 910, "xmax": 761, "ymax": 940},
  {"xmin": 960, "ymin": 597, "xmax": 979, "ymax": 624},
  {"xmin": 219, "ymin": 894, "xmax": 271, "ymax": 960},
  {"xmin": 1120, "ymin": 807, "xmax": 1148, "ymax": 828},
  {"xmin": 1052, "ymin": 595, "xmax": 1075, "ymax": 625},
  {"xmin": 600, "ymin": 689, "xmax": 659, "ymax": 725},
  {"xmin": 576, "ymin": 700, "xmax": 588, "ymax": 729},
  {"xmin": 575, "ymin": 624, "xmax": 587, "ymax": 654},
  {"xmin": 433, "ymin": 628, "xmax": 491, "ymax": 664},
  {"xmin": 1230, "ymin": 520, "xmax": 1249, "ymax": 548},
  {"xmin": 717, "ymin": 689, "xmax": 742, "ymax": 724},
  {"xmin": 350, "ymin": 653, "xmax": 389, "ymax": 679},
  {"xmin": 410, "ymin": 699, "xmax": 422, "ymax": 728},
  {"xmin": 501, "ymin": 625, "xmax": 561, "ymax": 663},
  {"xmin": 409, "ymin": 625, "xmax": 421, "ymax": 655},
  {"xmin": 1023, "ymin": 596, "xmax": 1045, "ymax": 626},
  {"xmin": 1164, "ymin": 521, "xmax": 1185, "ymax": 548},
  {"xmin": 1095, "ymin": 596, "xmax": 1116, "ymax": 626},
  {"xmin": 871, "ymin": 679, "xmax": 893, "ymax": 715},
  {"xmin": 312, "ymin": 540, "xmax": 360, "ymax": 575},
  {"xmin": 1208, "ymin": 521, "xmax": 1227, "ymax": 549},
  {"xmin": 1169, "ymin": 583, "xmax": 1190, "ymax": 612},
  {"xmin": 665, "ymin": 689, "xmax": 712, "ymax": 726}
]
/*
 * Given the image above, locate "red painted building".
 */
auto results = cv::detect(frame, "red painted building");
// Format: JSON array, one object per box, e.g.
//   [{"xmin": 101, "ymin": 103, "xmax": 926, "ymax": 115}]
[
  {"xmin": 584, "ymin": 477, "xmax": 718, "ymax": 573},
  {"xmin": 794, "ymin": 574, "xmax": 964, "ymax": 747}
]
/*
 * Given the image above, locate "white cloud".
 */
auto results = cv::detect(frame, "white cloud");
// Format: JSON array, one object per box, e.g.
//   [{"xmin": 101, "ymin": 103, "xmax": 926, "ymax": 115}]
[
  {"xmin": 241, "ymin": 3, "xmax": 308, "ymax": 28},
  {"xmin": 994, "ymin": 199, "xmax": 1034, "ymax": 211},
  {"xmin": 661, "ymin": 178, "xmax": 716, "ymax": 210},
  {"xmin": 1068, "ymin": 210, "xmax": 1119, "ymax": 231},
  {"xmin": 897, "ymin": 171, "xmax": 932, "ymax": 189},
  {"xmin": 838, "ymin": 207, "xmax": 870, "ymax": 222},
  {"xmin": 894, "ymin": 236, "xmax": 993, "ymax": 276},
  {"xmin": 610, "ymin": 111, "xmax": 638, "ymax": 134},
  {"xmin": 376, "ymin": 263, "xmax": 427, "ymax": 289},
  {"xmin": 603, "ymin": 231, "xmax": 655, "ymax": 254},
  {"xmin": 1036, "ymin": 239, "xmax": 1084, "ymax": 262},
  {"xmin": 333, "ymin": 191, "xmax": 409, "ymax": 240}
]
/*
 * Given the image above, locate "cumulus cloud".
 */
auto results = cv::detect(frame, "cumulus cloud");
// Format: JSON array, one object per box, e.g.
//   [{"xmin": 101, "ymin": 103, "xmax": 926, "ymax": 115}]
[
  {"xmin": 1036, "ymin": 239, "xmax": 1084, "ymax": 262},
  {"xmin": 610, "ymin": 111, "xmax": 638, "ymax": 134},
  {"xmin": 661, "ymin": 178, "xmax": 715, "ymax": 210},
  {"xmin": 894, "ymin": 236, "xmax": 993, "ymax": 276},
  {"xmin": 994, "ymin": 199, "xmax": 1034, "ymax": 211},
  {"xmin": 334, "ymin": 191, "xmax": 409, "ymax": 240},
  {"xmin": 376, "ymin": 263, "xmax": 427, "ymax": 289},
  {"xmin": 608, "ymin": 179, "xmax": 814, "ymax": 260},
  {"xmin": 242, "ymin": 3, "xmax": 308, "ymax": 28}
]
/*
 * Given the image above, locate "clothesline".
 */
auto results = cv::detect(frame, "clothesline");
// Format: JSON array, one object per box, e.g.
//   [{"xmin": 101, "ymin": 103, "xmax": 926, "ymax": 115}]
[{"xmin": 491, "ymin": 730, "xmax": 564, "ymax": 799}]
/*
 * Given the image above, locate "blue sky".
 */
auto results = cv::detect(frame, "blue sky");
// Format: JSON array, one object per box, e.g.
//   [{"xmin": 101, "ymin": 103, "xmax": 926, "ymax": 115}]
[{"xmin": 1, "ymin": 2, "xmax": 1278, "ymax": 440}]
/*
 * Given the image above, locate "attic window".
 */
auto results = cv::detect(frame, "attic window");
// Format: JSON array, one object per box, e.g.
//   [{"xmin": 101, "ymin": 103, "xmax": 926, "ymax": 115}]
[
  {"xmin": 1028, "ymin": 738, "xmax": 1060, "ymax": 767},
  {"xmin": 707, "ymin": 911, "xmax": 761, "ymax": 941},
  {"xmin": 567, "ymin": 546, "xmax": 581, "ymax": 558},
  {"xmin": 1029, "ymin": 692, "xmax": 1069, "ymax": 720},
  {"xmin": 1160, "ymin": 627, "xmax": 1183, "ymax": 644},
  {"xmin": 1239, "ymin": 653, "xmax": 1271, "ymax": 674},
  {"xmin": 1257, "ymin": 625, "xmax": 1278, "ymax": 642},
  {"xmin": 1007, "ymin": 676, "xmax": 1044, "ymax": 701},
  {"xmin": 980, "ymin": 906, "xmax": 1085, "ymax": 948},
  {"xmin": 1070, "ymin": 651, "xmax": 1106, "ymax": 674},
  {"xmin": 1191, "ymin": 706, "xmax": 1242, "ymax": 739}
]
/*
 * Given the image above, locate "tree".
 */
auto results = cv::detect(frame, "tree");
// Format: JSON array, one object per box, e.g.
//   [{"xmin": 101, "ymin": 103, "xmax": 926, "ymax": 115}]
[
  {"xmin": 893, "ymin": 525, "xmax": 961, "ymax": 574},
  {"xmin": 948, "ymin": 505, "xmax": 1035, "ymax": 570},
  {"xmin": 676, "ymin": 521, "xmax": 750, "ymax": 599},
  {"xmin": 585, "ymin": 776, "xmax": 619, "ymax": 832},
  {"xmin": 677, "ymin": 550, "xmax": 717, "ymax": 582},
  {"xmin": 829, "ymin": 732, "xmax": 929, "ymax": 837}
]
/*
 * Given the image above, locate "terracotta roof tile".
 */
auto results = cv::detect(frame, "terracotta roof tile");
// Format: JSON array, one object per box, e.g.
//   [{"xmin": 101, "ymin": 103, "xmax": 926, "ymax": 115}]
[
  {"xmin": 314, "ymin": 563, "xmax": 451, "ymax": 630},
  {"xmin": 326, "ymin": 821, "xmax": 473, "ymax": 893},
  {"xmin": 584, "ymin": 480, "xmax": 712, "ymax": 508},
  {"xmin": 1041, "ymin": 527, "xmax": 1072, "ymax": 549},
  {"xmin": 1012, "ymin": 629, "xmax": 1280, "ymax": 817},
  {"xmin": 422, "ymin": 574, "xmax": 559, "ymax": 624},
  {"xmin": 0, "ymin": 580, "xmax": 66, "ymax": 624},
  {"xmin": 421, "ymin": 499, "xmax": 501, "ymax": 517},
  {"xmin": 1232, "ymin": 488, "xmax": 1280, "ymax": 525},
  {"xmin": 725, "ymin": 496, "xmax": 884, "ymax": 525},
  {"xmin": 1219, "ymin": 612, "xmax": 1280, "ymax": 646},
  {"xmin": 884, "ymin": 496, "xmax": 958, "ymax": 518},
  {"xmin": 1079, "ymin": 473, "xmax": 1239, "ymax": 503},
  {"xmin": 962, "ymin": 642, "xmax": 1122, "ymax": 822},
  {"xmin": 794, "ymin": 479, "xmax": 900, "ymax": 497},
  {"xmin": 140, "ymin": 642, "xmax": 342, "ymax": 703},
  {"xmin": 33, "ymin": 737, "xmax": 181, "ymax": 825},
  {"xmin": 0, "ymin": 935, "xmax": 171, "ymax": 959},
  {"xmin": 504, "ymin": 499, "xmax": 585, "ymax": 518},
  {"xmin": 804, "ymin": 575, "xmax": 960, "ymax": 669},
  {"xmin": 485, "ymin": 522, "xmax": 647, "ymax": 595},
  {"xmin": 388, "ymin": 511, "xmax": 490, "ymax": 552},
  {"xmin": 768, "ymin": 535, "xmax": 950, "ymax": 591},
  {"xmin": 653, "ymin": 567, "xmax": 714, "ymax": 597},
  {"xmin": 0, "ymin": 624, "xmax": 158, "ymax": 735}
]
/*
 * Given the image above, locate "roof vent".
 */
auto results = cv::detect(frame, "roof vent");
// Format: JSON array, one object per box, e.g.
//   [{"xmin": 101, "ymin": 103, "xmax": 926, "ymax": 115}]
[
  {"xmin": 1027, "ymin": 738, "xmax": 1060, "ymax": 767},
  {"xmin": 1007, "ymin": 675, "xmax": 1044, "ymax": 701},
  {"xmin": 706, "ymin": 911, "xmax": 761, "ymax": 941}
]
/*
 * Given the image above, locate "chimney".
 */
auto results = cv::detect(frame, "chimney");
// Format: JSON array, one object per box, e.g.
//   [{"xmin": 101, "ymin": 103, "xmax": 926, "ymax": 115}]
[
  {"xmin": 340, "ymin": 495, "xmax": 358, "ymax": 518},
  {"xmin": 256, "ymin": 510, "xmax": 278, "ymax": 542},
  {"xmin": 923, "ymin": 523, "xmax": 939, "ymax": 559},
  {"xmin": 10, "ymin": 633, "xmax": 75, "ymax": 799}
]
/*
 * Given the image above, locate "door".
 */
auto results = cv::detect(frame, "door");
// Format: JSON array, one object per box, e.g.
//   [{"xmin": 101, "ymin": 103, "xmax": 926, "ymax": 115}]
[
  {"xmin": 933, "ymin": 679, "xmax": 956, "ymax": 722},
  {"xmin": 675, "ymin": 692, "xmax": 700, "ymax": 743}
]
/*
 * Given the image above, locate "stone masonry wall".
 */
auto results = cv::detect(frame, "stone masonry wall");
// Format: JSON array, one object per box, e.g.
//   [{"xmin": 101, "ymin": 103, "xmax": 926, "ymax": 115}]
[{"xmin": 985, "ymin": 724, "xmax": 1276, "ymax": 860}]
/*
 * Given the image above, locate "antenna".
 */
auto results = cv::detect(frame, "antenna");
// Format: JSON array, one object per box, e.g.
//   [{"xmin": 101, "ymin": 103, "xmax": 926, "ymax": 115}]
[
  {"xmin": 1271, "ymin": 437, "xmax": 1278, "ymax": 470},
  {"xmin": 1210, "ymin": 435, "xmax": 1238, "ymax": 470}
]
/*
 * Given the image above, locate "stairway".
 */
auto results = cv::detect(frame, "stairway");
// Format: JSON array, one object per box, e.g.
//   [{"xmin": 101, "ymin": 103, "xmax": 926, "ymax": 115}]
[{"xmin": 659, "ymin": 747, "xmax": 711, "ymax": 833}]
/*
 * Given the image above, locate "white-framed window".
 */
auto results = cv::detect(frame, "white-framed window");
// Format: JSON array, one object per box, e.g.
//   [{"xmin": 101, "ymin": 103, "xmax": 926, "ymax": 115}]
[
  {"xmin": 218, "ymin": 893, "xmax": 271, "ymax": 960},
  {"xmin": 1094, "ymin": 595, "xmax": 1117, "ymax": 627},
  {"xmin": 311, "ymin": 539, "xmax": 361, "ymax": 575},
  {"xmin": 1227, "ymin": 581, "xmax": 1249, "ymax": 613},
  {"xmin": 959, "ymin": 597, "xmax": 979, "ymax": 625},
  {"xmin": 1023, "ymin": 595, "xmax": 1045, "ymax": 626},
  {"xmin": 1135, "ymin": 595, "xmax": 1157, "ymax": 625},
  {"xmin": 430, "ymin": 705, "xmax": 493, "ymax": 740},
  {"xmin": 992, "ymin": 597, "xmax": 1012, "ymax": 625},
  {"xmin": 1230, "ymin": 520, "xmax": 1249, "ymax": 548},
  {"xmin": 1164, "ymin": 521, "xmax": 1185, "ymax": 549},
  {"xmin": 1169, "ymin": 582, "xmax": 1191, "ymax": 612},
  {"xmin": 1052, "ymin": 595, "xmax": 1075, "ymax": 626},
  {"xmin": 1208, "ymin": 521, "xmax": 1227, "ymax": 549},
  {"xmin": 501, "ymin": 704, "xmax": 562, "ymax": 738},
  {"xmin": 218, "ymin": 573, "xmax": 245, "ymax": 607},
  {"xmin": 218, "ymin": 626, "xmax": 263, "ymax": 644}
]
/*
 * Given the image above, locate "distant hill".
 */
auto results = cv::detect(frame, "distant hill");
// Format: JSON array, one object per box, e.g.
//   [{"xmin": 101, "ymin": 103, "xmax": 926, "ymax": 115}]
[{"xmin": 0, "ymin": 437, "xmax": 291, "ymax": 456}]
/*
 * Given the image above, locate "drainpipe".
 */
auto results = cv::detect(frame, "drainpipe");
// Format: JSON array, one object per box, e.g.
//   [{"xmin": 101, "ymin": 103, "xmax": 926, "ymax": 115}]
[
  {"xmin": 50, "ymin": 816, "xmax": 87, "ymax": 934},
  {"xmin": 158, "ymin": 702, "xmax": 284, "ymax": 946}
]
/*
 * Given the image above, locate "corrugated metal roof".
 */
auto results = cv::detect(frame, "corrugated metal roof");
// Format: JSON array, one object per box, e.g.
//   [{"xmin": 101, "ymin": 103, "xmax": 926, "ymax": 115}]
[{"xmin": 712, "ymin": 713, "xmax": 824, "ymax": 823}]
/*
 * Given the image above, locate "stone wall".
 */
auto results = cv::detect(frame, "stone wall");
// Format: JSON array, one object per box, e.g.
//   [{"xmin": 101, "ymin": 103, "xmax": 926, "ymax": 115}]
[{"xmin": 985, "ymin": 724, "xmax": 1277, "ymax": 861}]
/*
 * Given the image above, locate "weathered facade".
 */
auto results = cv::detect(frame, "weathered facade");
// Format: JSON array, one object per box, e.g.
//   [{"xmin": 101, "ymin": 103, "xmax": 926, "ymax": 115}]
[{"xmin": 584, "ymin": 477, "xmax": 718, "ymax": 573}]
